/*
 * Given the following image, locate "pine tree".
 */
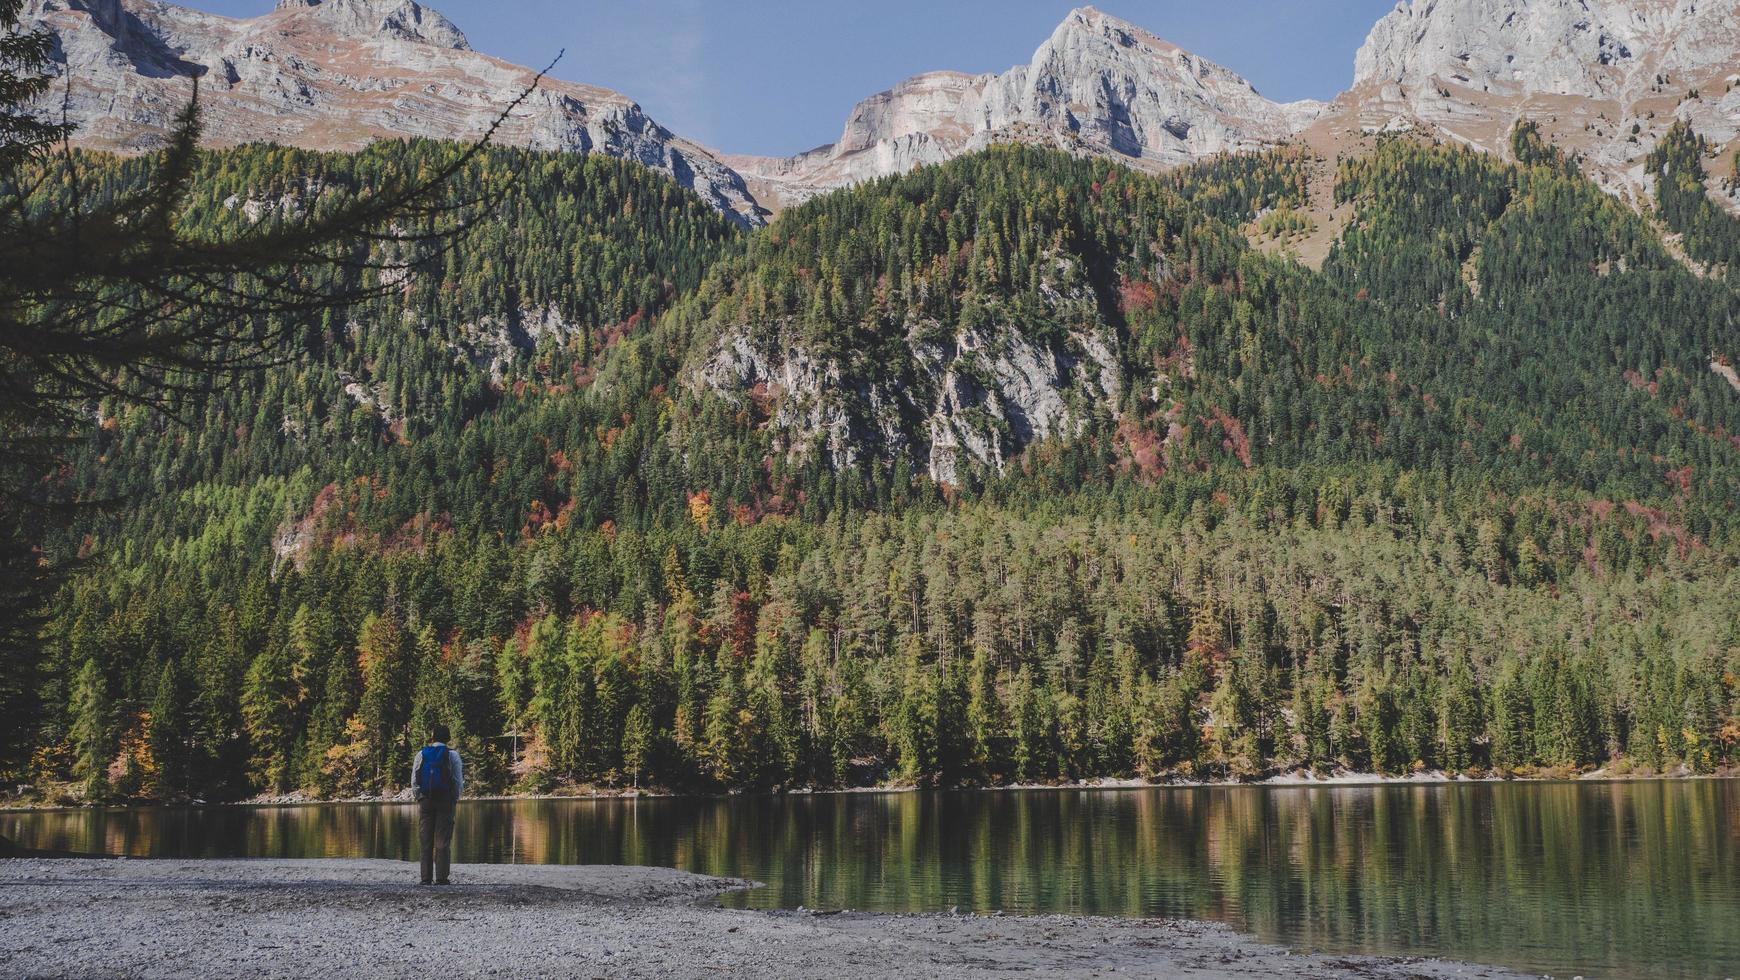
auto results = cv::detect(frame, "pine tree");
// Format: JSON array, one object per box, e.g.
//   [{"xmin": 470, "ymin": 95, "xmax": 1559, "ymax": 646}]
[
  {"xmin": 621, "ymin": 703, "xmax": 651, "ymax": 789},
  {"xmin": 242, "ymin": 639, "xmax": 300, "ymax": 793},
  {"xmin": 148, "ymin": 659, "xmax": 191, "ymax": 799},
  {"xmin": 69, "ymin": 659, "xmax": 111, "ymax": 799},
  {"xmin": 355, "ymin": 608, "xmax": 415, "ymax": 791}
]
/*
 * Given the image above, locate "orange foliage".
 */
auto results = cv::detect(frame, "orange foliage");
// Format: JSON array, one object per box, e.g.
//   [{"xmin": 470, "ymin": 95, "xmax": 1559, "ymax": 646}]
[{"xmin": 687, "ymin": 490, "xmax": 713, "ymax": 532}]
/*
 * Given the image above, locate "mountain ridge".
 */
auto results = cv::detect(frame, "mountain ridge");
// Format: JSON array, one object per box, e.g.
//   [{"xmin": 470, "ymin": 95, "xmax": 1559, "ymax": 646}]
[
  {"xmin": 727, "ymin": 6, "xmax": 1326, "ymax": 210},
  {"xmin": 21, "ymin": 0, "xmax": 1740, "ymax": 221},
  {"xmin": 1337, "ymin": 0, "xmax": 1740, "ymax": 207},
  {"xmin": 22, "ymin": 0, "xmax": 766, "ymax": 224}
]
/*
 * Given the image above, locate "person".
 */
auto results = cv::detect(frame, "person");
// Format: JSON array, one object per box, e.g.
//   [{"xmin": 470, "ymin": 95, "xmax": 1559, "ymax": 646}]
[{"xmin": 412, "ymin": 724, "xmax": 464, "ymax": 885}]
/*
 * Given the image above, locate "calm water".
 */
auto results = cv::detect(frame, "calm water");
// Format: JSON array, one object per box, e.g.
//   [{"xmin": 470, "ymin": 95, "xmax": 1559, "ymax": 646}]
[{"xmin": 4, "ymin": 781, "xmax": 1737, "ymax": 978}]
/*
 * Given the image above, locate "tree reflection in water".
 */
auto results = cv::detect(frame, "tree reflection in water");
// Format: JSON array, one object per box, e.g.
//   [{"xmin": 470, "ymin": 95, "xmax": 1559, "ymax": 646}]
[{"xmin": 5, "ymin": 781, "xmax": 1735, "ymax": 978}]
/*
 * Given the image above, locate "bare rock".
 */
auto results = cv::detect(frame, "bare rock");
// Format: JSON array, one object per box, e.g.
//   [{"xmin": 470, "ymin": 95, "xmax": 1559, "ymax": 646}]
[
  {"xmin": 1340, "ymin": 0, "xmax": 1740, "ymax": 205},
  {"xmin": 20, "ymin": 0, "xmax": 764, "ymax": 225},
  {"xmin": 728, "ymin": 6, "xmax": 1324, "ymax": 210},
  {"xmin": 689, "ymin": 257, "xmax": 1122, "ymax": 485}
]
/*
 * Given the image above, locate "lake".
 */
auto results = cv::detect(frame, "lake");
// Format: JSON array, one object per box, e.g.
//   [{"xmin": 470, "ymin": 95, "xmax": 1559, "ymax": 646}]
[{"xmin": 4, "ymin": 780, "xmax": 1736, "ymax": 978}]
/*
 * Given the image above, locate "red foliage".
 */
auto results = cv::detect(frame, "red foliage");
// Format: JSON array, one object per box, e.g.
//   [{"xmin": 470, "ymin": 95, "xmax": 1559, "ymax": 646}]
[
  {"xmin": 1202, "ymin": 406, "xmax": 1252, "ymax": 468},
  {"xmin": 522, "ymin": 499, "xmax": 555, "ymax": 538},
  {"xmin": 749, "ymin": 382, "xmax": 778, "ymax": 422},
  {"xmin": 512, "ymin": 614, "xmax": 541, "ymax": 648},
  {"xmin": 311, "ymin": 481, "xmax": 342, "ymax": 518},
  {"xmin": 1115, "ymin": 419, "xmax": 1166, "ymax": 482},
  {"xmin": 1620, "ymin": 500, "xmax": 1702, "ymax": 557},
  {"xmin": 1665, "ymin": 465, "xmax": 1694, "ymax": 494},
  {"xmin": 1152, "ymin": 333, "xmax": 1196, "ymax": 381},
  {"xmin": 1113, "ymin": 403, "xmax": 1191, "ymax": 483},
  {"xmin": 1621, "ymin": 368, "xmax": 1660, "ymax": 396},
  {"xmin": 382, "ymin": 511, "xmax": 451, "ymax": 555},
  {"xmin": 729, "ymin": 591, "xmax": 757, "ymax": 660},
  {"xmin": 1118, "ymin": 276, "xmax": 1158, "ymax": 314}
]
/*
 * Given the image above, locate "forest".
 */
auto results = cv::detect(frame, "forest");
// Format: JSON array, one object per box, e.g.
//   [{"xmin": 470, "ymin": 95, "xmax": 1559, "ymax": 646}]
[{"xmin": 8, "ymin": 120, "xmax": 1740, "ymax": 801}]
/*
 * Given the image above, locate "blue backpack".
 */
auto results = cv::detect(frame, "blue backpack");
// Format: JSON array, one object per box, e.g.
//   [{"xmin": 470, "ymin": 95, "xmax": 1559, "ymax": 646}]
[{"xmin": 415, "ymin": 745, "xmax": 454, "ymax": 801}]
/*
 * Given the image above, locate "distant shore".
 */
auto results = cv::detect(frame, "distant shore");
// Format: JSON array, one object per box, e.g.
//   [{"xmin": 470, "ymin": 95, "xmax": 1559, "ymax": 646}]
[
  {"xmin": 0, "ymin": 857, "xmax": 1525, "ymax": 979},
  {"xmin": 4, "ymin": 763, "xmax": 1732, "ymax": 812}
]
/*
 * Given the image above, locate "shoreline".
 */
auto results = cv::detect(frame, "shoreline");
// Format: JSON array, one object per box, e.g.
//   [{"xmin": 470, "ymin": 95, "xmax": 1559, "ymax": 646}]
[
  {"xmin": 0, "ymin": 857, "xmax": 1528, "ymax": 979},
  {"xmin": 4, "ymin": 765, "xmax": 1731, "ymax": 813}
]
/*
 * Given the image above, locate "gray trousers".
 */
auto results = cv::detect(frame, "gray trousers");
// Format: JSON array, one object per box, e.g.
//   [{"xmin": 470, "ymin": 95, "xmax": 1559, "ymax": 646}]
[{"xmin": 418, "ymin": 798, "xmax": 456, "ymax": 883}]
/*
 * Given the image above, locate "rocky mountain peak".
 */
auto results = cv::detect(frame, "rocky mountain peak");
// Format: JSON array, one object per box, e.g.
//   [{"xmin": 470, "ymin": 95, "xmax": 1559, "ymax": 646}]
[
  {"xmin": 23, "ymin": 0, "xmax": 762, "ymax": 224},
  {"xmin": 27, "ymin": 0, "xmax": 1740, "ymax": 227},
  {"xmin": 729, "ymin": 5, "xmax": 1324, "ymax": 211},
  {"xmin": 271, "ymin": 0, "xmax": 471, "ymax": 51},
  {"xmin": 1043, "ymin": 6, "xmax": 1198, "ymax": 67},
  {"xmin": 1015, "ymin": 4, "xmax": 1321, "ymax": 154},
  {"xmin": 1340, "ymin": 0, "xmax": 1740, "ymax": 201}
]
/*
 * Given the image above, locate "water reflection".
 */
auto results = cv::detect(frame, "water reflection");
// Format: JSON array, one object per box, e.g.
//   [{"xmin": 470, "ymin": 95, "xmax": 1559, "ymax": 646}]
[{"xmin": 5, "ymin": 781, "xmax": 1736, "ymax": 978}]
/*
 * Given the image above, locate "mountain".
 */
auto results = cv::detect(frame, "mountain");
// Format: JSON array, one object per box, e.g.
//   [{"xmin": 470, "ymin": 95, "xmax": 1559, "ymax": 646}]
[
  {"xmin": 728, "ymin": 6, "xmax": 1325, "ymax": 210},
  {"xmin": 28, "ymin": 2, "xmax": 1332, "ymax": 221},
  {"xmin": 687, "ymin": 151, "xmax": 1136, "ymax": 485},
  {"xmin": 26, "ymin": 0, "xmax": 1740, "ymax": 225},
  {"xmin": 20, "ymin": 134, "xmax": 1740, "ymax": 800},
  {"xmin": 1339, "ymin": 0, "xmax": 1740, "ymax": 206},
  {"xmin": 21, "ymin": 0, "xmax": 765, "ymax": 224}
]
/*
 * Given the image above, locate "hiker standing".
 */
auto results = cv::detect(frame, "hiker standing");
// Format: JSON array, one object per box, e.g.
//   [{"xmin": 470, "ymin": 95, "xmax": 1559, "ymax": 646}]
[{"xmin": 412, "ymin": 723, "xmax": 464, "ymax": 885}]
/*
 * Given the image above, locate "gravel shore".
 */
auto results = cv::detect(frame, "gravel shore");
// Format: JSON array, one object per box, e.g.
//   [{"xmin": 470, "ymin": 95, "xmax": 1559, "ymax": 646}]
[{"xmin": 0, "ymin": 858, "xmax": 1523, "ymax": 978}]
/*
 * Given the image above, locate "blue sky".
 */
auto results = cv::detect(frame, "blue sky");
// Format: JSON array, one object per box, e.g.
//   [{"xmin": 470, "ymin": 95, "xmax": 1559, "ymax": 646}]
[{"xmin": 192, "ymin": 1, "xmax": 1402, "ymax": 156}]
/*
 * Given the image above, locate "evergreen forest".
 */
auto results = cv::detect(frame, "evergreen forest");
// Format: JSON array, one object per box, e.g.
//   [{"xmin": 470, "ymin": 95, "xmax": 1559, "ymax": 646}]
[{"xmin": 10, "ymin": 122, "xmax": 1740, "ymax": 802}]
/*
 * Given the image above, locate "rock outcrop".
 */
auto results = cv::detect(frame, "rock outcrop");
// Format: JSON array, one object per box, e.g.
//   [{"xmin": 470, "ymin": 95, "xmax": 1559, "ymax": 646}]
[
  {"xmin": 689, "ymin": 259, "xmax": 1123, "ymax": 484},
  {"xmin": 1338, "ymin": 0, "xmax": 1740, "ymax": 204},
  {"xmin": 728, "ymin": 6, "xmax": 1325, "ymax": 210},
  {"xmin": 24, "ymin": 0, "xmax": 1740, "ymax": 228},
  {"xmin": 21, "ymin": 0, "xmax": 765, "ymax": 224}
]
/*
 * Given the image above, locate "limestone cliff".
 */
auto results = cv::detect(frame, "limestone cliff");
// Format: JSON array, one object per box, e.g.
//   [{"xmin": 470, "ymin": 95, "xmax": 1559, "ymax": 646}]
[
  {"xmin": 21, "ymin": 0, "xmax": 765, "ymax": 224},
  {"xmin": 728, "ymin": 6, "xmax": 1324, "ymax": 210},
  {"xmin": 1340, "ymin": 0, "xmax": 1740, "ymax": 205}
]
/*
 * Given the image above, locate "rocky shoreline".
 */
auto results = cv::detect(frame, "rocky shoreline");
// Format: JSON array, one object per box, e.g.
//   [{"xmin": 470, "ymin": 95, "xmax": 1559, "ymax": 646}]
[
  {"xmin": 0, "ymin": 858, "xmax": 1524, "ymax": 979},
  {"xmin": 4, "ymin": 764, "xmax": 1725, "ymax": 812}
]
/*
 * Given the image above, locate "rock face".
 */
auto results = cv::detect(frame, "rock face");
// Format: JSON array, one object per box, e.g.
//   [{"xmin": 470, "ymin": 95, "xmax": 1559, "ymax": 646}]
[
  {"xmin": 26, "ymin": 0, "xmax": 1740, "ymax": 228},
  {"xmin": 1340, "ymin": 0, "xmax": 1740, "ymax": 203},
  {"xmin": 21, "ymin": 0, "xmax": 764, "ymax": 224},
  {"xmin": 728, "ymin": 6, "xmax": 1325, "ymax": 210},
  {"xmin": 690, "ymin": 259, "xmax": 1123, "ymax": 484}
]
